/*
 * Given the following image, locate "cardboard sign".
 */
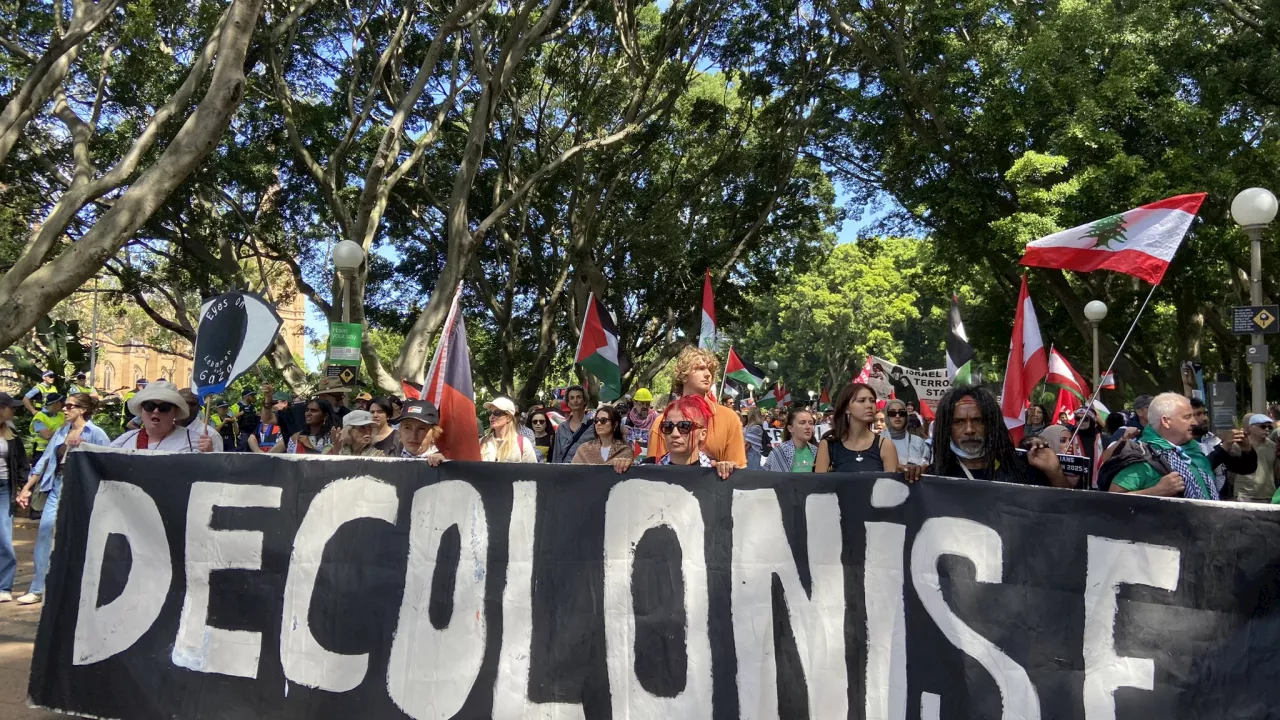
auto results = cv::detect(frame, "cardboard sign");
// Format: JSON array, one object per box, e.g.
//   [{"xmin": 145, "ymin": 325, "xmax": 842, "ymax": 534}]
[
  {"xmin": 864, "ymin": 357, "xmax": 951, "ymax": 406},
  {"xmin": 190, "ymin": 292, "xmax": 282, "ymax": 398},
  {"xmin": 30, "ymin": 450, "xmax": 1280, "ymax": 719}
]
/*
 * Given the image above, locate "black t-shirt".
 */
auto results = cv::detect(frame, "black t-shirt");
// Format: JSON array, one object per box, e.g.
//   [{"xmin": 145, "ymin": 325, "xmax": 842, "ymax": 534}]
[{"xmin": 936, "ymin": 455, "xmax": 1048, "ymax": 486}]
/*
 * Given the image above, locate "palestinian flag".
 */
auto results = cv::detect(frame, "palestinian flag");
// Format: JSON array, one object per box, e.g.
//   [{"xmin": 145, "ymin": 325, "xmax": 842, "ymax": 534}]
[
  {"xmin": 699, "ymin": 270, "xmax": 717, "ymax": 351},
  {"xmin": 725, "ymin": 347, "xmax": 766, "ymax": 388},
  {"xmin": 1021, "ymin": 193, "xmax": 1206, "ymax": 285},
  {"xmin": 401, "ymin": 379, "xmax": 423, "ymax": 401},
  {"xmin": 758, "ymin": 383, "xmax": 785, "ymax": 409},
  {"xmin": 574, "ymin": 293, "xmax": 622, "ymax": 401},
  {"xmin": 819, "ymin": 388, "xmax": 832, "ymax": 411},
  {"xmin": 1047, "ymin": 347, "xmax": 1090, "ymax": 399},
  {"xmin": 947, "ymin": 295, "xmax": 975, "ymax": 384}
]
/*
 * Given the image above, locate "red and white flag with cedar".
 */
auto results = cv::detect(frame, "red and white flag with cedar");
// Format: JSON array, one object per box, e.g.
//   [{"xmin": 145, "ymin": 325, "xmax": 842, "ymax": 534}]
[
  {"xmin": 423, "ymin": 292, "xmax": 481, "ymax": 461},
  {"xmin": 1000, "ymin": 275, "xmax": 1048, "ymax": 442},
  {"xmin": 1047, "ymin": 347, "xmax": 1090, "ymax": 400},
  {"xmin": 698, "ymin": 270, "xmax": 717, "ymax": 351},
  {"xmin": 1020, "ymin": 193, "xmax": 1206, "ymax": 285}
]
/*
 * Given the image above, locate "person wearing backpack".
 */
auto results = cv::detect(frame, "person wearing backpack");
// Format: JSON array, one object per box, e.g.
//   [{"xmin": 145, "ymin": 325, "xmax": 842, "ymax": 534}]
[{"xmin": 1103, "ymin": 393, "xmax": 1216, "ymax": 499}]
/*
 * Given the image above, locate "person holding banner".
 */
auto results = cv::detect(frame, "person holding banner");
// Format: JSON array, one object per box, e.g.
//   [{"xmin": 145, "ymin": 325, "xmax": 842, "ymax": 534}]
[
  {"xmin": 882, "ymin": 399, "xmax": 931, "ymax": 468},
  {"xmin": 267, "ymin": 398, "xmax": 336, "ymax": 455},
  {"xmin": 368, "ymin": 398, "xmax": 400, "ymax": 454},
  {"xmin": 654, "ymin": 395, "xmax": 736, "ymax": 479},
  {"xmin": 764, "ymin": 406, "xmax": 818, "ymax": 472},
  {"xmin": 552, "ymin": 386, "xmax": 595, "ymax": 464},
  {"xmin": 647, "ymin": 347, "xmax": 747, "ymax": 468},
  {"xmin": 926, "ymin": 385, "xmax": 1068, "ymax": 487},
  {"xmin": 1105, "ymin": 393, "xmax": 1215, "ymax": 499},
  {"xmin": 15, "ymin": 393, "xmax": 109, "ymax": 605},
  {"xmin": 817, "ymin": 383, "xmax": 900, "ymax": 473},
  {"xmin": 481, "ymin": 397, "xmax": 538, "ymax": 463},
  {"xmin": 326, "ymin": 410, "xmax": 385, "ymax": 458},
  {"xmin": 107, "ymin": 381, "xmax": 215, "ymax": 453},
  {"xmin": 393, "ymin": 400, "xmax": 446, "ymax": 465}
]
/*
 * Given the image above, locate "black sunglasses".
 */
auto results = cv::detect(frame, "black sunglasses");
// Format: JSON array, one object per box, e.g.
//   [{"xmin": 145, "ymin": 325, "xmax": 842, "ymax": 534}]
[
  {"xmin": 660, "ymin": 420, "xmax": 703, "ymax": 435},
  {"xmin": 64, "ymin": 403, "xmax": 83, "ymax": 410},
  {"xmin": 885, "ymin": 410, "xmax": 909, "ymax": 418},
  {"xmin": 594, "ymin": 416, "xmax": 613, "ymax": 424},
  {"xmin": 141, "ymin": 401, "xmax": 176, "ymax": 413}
]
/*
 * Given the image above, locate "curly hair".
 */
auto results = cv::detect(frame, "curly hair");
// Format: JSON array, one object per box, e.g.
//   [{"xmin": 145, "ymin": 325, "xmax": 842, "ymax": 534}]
[
  {"xmin": 671, "ymin": 346, "xmax": 720, "ymax": 395},
  {"xmin": 930, "ymin": 384, "xmax": 1024, "ymax": 481}
]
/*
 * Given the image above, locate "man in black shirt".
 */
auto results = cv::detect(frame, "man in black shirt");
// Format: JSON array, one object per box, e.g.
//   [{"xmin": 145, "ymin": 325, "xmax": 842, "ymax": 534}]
[{"xmin": 923, "ymin": 384, "xmax": 1071, "ymax": 488}]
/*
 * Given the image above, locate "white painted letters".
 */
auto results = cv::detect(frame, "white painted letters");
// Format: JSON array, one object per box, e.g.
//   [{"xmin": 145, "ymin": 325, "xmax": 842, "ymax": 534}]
[
  {"xmin": 74, "ymin": 481, "xmax": 173, "ymax": 665},
  {"xmin": 280, "ymin": 476, "xmax": 399, "ymax": 692},
  {"xmin": 864, "ymin": 521, "xmax": 907, "ymax": 720},
  {"xmin": 910, "ymin": 517, "xmax": 1041, "ymax": 720},
  {"xmin": 1083, "ymin": 536, "xmax": 1180, "ymax": 720},
  {"xmin": 732, "ymin": 490, "xmax": 846, "ymax": 720},
  {"xmin": 604, "ymin": 478, "xmax": 713, "ymax": 717},
  {"xmin": 173, "ymin": 482, "xmax": 282, "ymax": 678},
  {"xmin": 387, "ymin": 480, "xmax": 488, "ymax": 720}
]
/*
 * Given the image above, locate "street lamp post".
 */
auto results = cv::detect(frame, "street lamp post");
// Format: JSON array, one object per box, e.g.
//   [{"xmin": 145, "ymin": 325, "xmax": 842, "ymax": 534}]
[
  {"xmin": 1083, "ymin": 300, "xmax": 1108, "ymax": 391},
  {"xmin": 1232, "ymin": 188, "xmax": 1279, "ymax": 413},
  {"xmin": 332, "ymin": 240, "xmax": 365, "ymax": 324},
  {"xmin": 767, "ymin": 361, "xmax": 779, "ymax": 372}
]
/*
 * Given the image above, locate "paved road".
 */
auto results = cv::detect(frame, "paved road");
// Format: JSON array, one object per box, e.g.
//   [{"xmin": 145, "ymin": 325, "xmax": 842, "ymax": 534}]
[{"xmin": 0, "ymin": 520, "xmax": 64, "ymax": 720}]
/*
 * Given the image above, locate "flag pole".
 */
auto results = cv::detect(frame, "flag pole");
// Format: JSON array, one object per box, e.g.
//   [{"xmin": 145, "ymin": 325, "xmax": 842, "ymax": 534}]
[{"xmin": 1068, "ymin": 282, "xmax": 1160, "ymax": 447}]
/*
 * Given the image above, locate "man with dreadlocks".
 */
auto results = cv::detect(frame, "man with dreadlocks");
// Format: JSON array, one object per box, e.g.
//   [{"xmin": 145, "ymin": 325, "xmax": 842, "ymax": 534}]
[{"xmin": 928, "ymin": 385, "xmax": 1071, "ymax": 487}]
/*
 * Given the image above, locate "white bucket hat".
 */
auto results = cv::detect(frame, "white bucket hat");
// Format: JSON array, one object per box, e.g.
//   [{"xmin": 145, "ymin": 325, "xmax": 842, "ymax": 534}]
[{"xmin": 127, "ymin": 380, "xmax": 191, "ymax": 420}]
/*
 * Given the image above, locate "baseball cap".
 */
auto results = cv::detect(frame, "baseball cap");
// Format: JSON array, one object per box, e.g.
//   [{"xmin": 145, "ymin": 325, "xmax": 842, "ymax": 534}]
[
  {"xmin": 44, "ymin": 394, "xmax": 64, "ymax": 406},
  {"xmin": 394, "ymin": 400, "xmax": 440, "ymax": 425},
  {"xmin": 1133, "ymin": 395, "xmax": 1153, "ymax": 411},
  {"xmin": 136, "ymin": 378, "xmax": 148, "ymax": 386},
  {"xmin": 216, "ymin": 401, "xmax": 230, "ymax": 409},
  {"xmin": 272, "ymin": 391, "xmax": 291, "ymax": 403},
  {"xmin": 1248, "ymin": 413, "xmax": 1272, "ymax": 427},
  {"xmin": 0, "ymin": 393, "xmax": 21, "ymax": 408},
  {"xmin": 343, "ymin": 410, "xmax": 376, "ymax": 427},
  {"xmin": 74, "ymin": 371, "xmax": 86, "ymax": 379},
  {"xmin": 484, "ymin": 397, "xmax": 518, "ymax": 416}
]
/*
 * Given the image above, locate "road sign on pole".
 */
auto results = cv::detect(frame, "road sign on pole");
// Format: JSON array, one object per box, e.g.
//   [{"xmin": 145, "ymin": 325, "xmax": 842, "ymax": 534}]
[{"xmin": 1231, "ymin": 305, "xmax": 1280, "ymax": 335}]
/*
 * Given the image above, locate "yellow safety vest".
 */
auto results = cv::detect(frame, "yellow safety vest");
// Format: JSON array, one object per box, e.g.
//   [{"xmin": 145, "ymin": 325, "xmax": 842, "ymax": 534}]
[
  {"xmin": 32, "ymin": 411, "xmax": 65, "ymax": 453},
  {"xmin": 68, "ymin": 384, "xmax": 94, "ymax": 396},
  {"xmin": 29, "ymin": 382, "xmax": 56, "ymax": 405}
]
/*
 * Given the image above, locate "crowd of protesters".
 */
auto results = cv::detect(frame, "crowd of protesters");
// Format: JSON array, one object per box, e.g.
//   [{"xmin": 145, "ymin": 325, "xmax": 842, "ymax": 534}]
[{"xmin": 3, "ymin": 347, "xmax": 1278, "ymax": 605}]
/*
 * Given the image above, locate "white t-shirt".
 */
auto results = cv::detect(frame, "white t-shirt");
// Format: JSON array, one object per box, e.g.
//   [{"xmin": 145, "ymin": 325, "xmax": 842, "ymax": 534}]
[
  {"xmin": 600, "ymin": 446, "xmax": 612, "ymax": 462},
  {"xmin": 0, "ymin": 436, "xmax": 9, "ymax": 480},
  {"xmin": 108, "ymin": 424, "xmax": 211, "ymax": 453}
]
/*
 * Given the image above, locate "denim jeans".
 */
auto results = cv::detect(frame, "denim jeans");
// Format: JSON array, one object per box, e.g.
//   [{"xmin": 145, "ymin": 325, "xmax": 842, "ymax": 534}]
[
  {"xmin": 0, "ymin": 482, "xmax": 15, "ymax": 592},
  {"xmin": 30, "ymin": 478, "xmax": 59, "ymax": 595},
  {"xmin": 747, "ymin": 446, "xmax": 762, "ymax": 471}
]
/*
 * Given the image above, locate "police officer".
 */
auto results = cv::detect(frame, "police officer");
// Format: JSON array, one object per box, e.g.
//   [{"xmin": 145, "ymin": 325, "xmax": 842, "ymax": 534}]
[
  {"xmin": 67, "ymin": 372, "xmax": 95, "ymax": 397},
  {"xmin": 22, "ymin": 371, "xmax": 58, "ymax": 416},
  {"xmin": 31, "ymin": 394, "xmax": 66, "ymax": 461}
]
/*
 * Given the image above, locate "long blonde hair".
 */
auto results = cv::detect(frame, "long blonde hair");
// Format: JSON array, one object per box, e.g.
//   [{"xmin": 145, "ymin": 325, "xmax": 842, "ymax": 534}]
[{"xmin": 484, "ymin": 418, "xmax": 522, "ymax": 461}]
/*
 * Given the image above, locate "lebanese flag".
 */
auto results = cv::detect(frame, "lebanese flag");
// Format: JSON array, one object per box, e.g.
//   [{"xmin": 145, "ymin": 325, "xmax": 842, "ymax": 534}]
[
  {"xmin": 1020, "ymin": 193, "xmax": 1206, "ymax": 285},
  {"xmin": 423, "ymin": 292, "xmax": 481, "ymax": 461},
  {"xmin": 574, "ymin": 293, "xmax": 622, "ymax": 401},
  {"xmin": 1047, "ymin": 347, "xmax": 1090, "ymax": 399},
  {"xmin": 698, "ymin": 270, "xmax": 717, "ymax": 351},
  {"xmin": 1099, "ymin": 371, "xmax": 1116, "ymax": 390},
  {"xmin": 1000, "ymin": 275, "xmax": 1048, "ymax": 443},
  {"xmin": 852, "ymin": 356, "xmax": 873, "ymax": 384}
]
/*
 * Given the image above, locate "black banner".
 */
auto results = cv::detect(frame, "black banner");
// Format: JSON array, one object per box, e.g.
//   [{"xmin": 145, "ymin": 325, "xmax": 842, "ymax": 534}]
[{"xmin": 29, "ymin": 449, "xmax": 1280, "ymax": 719}]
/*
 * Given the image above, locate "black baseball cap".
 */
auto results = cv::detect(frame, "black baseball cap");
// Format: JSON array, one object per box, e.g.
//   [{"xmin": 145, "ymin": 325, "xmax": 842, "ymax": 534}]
[
  {"xmin": 0, "ymin": 393, "xmax": 20, "ymax": 408},
  {"xmin": 393, "ymin": 400, "xmax": 440, "ymax": 426}
]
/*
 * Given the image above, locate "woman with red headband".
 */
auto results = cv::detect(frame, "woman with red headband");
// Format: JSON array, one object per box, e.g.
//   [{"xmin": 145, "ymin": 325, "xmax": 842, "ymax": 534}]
[{"xmin": 655, "ymin": 394, "xmax": 736, "ymax": 480}]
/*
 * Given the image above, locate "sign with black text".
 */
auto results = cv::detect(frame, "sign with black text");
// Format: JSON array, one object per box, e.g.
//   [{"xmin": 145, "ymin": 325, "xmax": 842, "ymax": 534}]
[
  {"xmin": 30, "ymin": 450, "xmax": 1280, "ymax": 719},
  {"xmin": 190, "ymin": 292, "xmax": 283, "ymax": 398}
]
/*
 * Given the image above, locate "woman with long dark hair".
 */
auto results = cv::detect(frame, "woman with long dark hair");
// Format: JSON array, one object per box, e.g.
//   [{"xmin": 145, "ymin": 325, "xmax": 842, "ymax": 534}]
[
  {"xmin": 526, "ymin": 408, "xmax": 556, "ymax": 461},
  {"xmin": 269, "ymin": 398, "xmax": 336, "ymax": 454},
  {"xmin": 816, "ymin": 383, "xmax": 899, "ymax": 473},
  {"xmin": 572, "ymin": 405, "xmax": 634, "ymax": 470}
]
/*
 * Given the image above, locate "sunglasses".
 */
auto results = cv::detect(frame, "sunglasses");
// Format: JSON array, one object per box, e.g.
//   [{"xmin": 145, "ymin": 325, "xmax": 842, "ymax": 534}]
[
  {"xmin": 594, "ymin": 416, "xmax": 613, "ymax": 425},
  {"xmin": 141, "ymin": 401, "xmax": 176, "ymax": 413},
  {"xmin": 64, "ymin": 403, "xmax": 83, "ymax": 410},
  {"xmin": 1259, "ymin": 424, "xmax": 1275, "ymax": 431},
  {"xmin": 532, "ymin": 419, "xmax": 547, "ymax": 424},
  {"xmin": 660, "ymin": 420, "xmax": 703, "ymax": 435},
  {"xmin": 489, "ymin": 411, "xmax": 510, "ymax": 419},
  {"xmin": 885, "ymin": 410, "xmax": 909, "ymax": 418}
]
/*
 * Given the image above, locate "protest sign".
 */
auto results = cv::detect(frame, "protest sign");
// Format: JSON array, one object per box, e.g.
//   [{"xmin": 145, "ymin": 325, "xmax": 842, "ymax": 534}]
[
  {"xmin": 190, "ymin": 292, "xmax": 283, "ymax": 398},
  {"xmin": 864, "ymin": 356, "xmax": 952, "ymax": 407},
  {"xmin": 31, "ymin": 450, "xmax": 1280, "ymax": 719}
]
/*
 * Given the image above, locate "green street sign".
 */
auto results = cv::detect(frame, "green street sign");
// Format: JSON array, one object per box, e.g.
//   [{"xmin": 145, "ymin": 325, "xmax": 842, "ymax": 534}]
[{"xmin": 327, "ymin": 322, "xmax": 363, "ymax": 367}]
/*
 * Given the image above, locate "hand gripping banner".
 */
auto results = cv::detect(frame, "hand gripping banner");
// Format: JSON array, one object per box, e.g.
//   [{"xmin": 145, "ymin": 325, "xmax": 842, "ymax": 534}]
[{"xmin": 29, "ymin": 449, "xmax": 1280, "ymax": 719}]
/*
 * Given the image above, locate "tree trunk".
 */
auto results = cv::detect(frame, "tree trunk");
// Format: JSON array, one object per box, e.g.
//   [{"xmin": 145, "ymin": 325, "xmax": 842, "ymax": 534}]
[{"xmin": 0, "ymin": 0, "xmax": 265, "ymax": 352}]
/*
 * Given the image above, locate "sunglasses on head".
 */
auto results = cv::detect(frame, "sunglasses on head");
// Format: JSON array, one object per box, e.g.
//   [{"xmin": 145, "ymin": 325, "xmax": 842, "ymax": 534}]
[
  {"xmin": 660, "ymin": 420, "xmax": 703, "ymax": 435},
  {"xmin": 886, "ymin": 410, "xmax": 909, "ymax": 418},
  {"xmin": 141, "ymin": 401, "xmax": 176, "ymax": 413}
]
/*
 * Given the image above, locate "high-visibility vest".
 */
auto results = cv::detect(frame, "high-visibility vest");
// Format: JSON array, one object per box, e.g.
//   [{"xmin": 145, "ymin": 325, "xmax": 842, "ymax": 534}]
[
  {"xmin": 32, "ymin": 411, "xmax": 65, "ymax": 453},
  {"xmin": 68, "ymin": 384, "xmax": 94, "ymax": 396},
  {"xmin": 28, "ymin": 382, "xmax": 56, "ymax": 406}
]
